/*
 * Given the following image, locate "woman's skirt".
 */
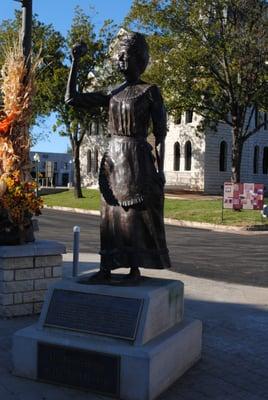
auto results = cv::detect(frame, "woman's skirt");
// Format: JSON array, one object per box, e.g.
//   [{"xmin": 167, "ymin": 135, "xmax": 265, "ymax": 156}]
[{"xmin": 99, "ymin": 136, "xmax": 171, "ymax": 270}]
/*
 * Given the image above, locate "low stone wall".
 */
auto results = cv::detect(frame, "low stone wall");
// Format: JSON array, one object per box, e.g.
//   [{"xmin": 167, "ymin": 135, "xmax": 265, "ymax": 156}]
[{"xmin": 0, "ymin": 240, "xmax": 66, "ymax": 317}]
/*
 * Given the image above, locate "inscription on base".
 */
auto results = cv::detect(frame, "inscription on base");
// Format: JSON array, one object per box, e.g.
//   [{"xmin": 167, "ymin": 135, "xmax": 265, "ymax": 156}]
[
  {"xmin": 38, "ymin": 342, "xmax": 120, "ymax": 396},
  {"xmin": 45, "ymin": 289, "xmax": 143, "ymax": 340}
]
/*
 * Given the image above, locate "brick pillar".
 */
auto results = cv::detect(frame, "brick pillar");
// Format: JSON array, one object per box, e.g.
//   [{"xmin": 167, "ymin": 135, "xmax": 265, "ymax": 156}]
[{"xmin": 0, "ymin": 240, "xmax": 66, "ymax": 317}]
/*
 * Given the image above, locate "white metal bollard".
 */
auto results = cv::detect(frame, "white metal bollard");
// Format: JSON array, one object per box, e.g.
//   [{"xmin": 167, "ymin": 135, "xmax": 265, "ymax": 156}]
[
  {"xmin": 261, "ymin": 204, "xmax": 268, "ymax": 218},
  {"xmin": 72, "ymin": 226, "xmax": 80, "ymax": 277}
]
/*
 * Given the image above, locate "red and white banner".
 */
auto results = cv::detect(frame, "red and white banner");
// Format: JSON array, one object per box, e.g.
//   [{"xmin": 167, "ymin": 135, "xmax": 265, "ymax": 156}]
[{"xmin": 223, "ymin": 182, "xmax": 264, "ymax": 210}]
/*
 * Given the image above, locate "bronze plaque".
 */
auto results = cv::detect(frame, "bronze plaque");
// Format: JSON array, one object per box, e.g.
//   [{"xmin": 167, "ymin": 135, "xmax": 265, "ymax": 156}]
[
  {"xmin": 38, "ymin": 342, "xmax": 120, "ymax": 397},
  {"xmin": 44, "ymin": 289, "xmax": 143, "ymax": 341}
]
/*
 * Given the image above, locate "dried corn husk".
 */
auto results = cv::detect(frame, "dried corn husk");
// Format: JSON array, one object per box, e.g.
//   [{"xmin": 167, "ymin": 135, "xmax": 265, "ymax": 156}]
[{"xmin": 0, "ymin": 40, "xmax": 40, "ymax": 189}]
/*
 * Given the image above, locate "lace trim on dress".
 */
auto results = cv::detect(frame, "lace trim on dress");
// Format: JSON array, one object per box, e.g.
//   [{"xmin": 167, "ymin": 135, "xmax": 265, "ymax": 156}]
[{"xmin": 112, "ymin": 84, "xmax": 152, "ymax": 101}]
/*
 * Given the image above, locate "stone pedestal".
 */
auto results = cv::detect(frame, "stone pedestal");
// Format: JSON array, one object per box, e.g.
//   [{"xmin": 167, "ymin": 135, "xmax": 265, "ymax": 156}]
[
  {"xmin": 0, "ymin": 240, "xmax": 66, "ymax": 317},
  {"xmin": 13, "ymin": 275, "xmax": 202, "ymax": 400}
]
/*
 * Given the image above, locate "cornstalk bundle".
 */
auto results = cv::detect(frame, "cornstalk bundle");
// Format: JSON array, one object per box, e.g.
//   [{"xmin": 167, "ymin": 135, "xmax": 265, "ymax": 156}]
[
  {"xmin": 0, "ymin": 41, "xmax": 43, "ymax": 237},
  {"xmin": 0, "ymin": 40, "xmax": 39, "ymax": 186}
]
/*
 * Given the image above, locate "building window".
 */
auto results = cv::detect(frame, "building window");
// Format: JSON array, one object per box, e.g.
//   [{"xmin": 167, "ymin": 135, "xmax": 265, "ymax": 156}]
[
  {"xmin": 54, "ymin": 162, "xmax": 57, "ymax": 171},
  {"xmin": 264, "ymin": 113, "xmax": 267, "ymax": 130},
  {"xmin": 174, "ymin": 114, "xmax": 181, "ymax": 125},
  {"xmin": 255, "ymin": 107, "xmax": 259, "ymax": 128},
  {"xmin": 253, "ymin": 146, "xmax": 259, "ymax": 174},
  {"xmin": 263, "ymin": 147, "xmax": 268, "ymax": 174},
  {"xmin": 219, "ymin": 141, "xmax": 227, "ymax": 172},
  {"xmin": 89, "ymin": 121, "xmax": 100, "ymax": 135},
  {"xmin": 185, "ymin": 110, "xmax": 193, "ymax": 124},
  {"xmin": 174, "ymin": 142, "xmax": 180, "ymax": 171},
  {"xmin": 87, "ymin": 150, "xmax": 92, "ymax": 173},
  {"xmin": 94, "ymin": 148, "xmax": 99, "ymax": 173},
  {"xmin": 184, "ymin": 141, "xmax": 192, "ymax": 171}
]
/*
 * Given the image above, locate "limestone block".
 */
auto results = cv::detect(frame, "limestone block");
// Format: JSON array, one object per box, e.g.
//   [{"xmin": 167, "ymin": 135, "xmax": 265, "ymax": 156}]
[
  {"xmin": 15, "ymin": 268, "xmax": 44, "ymax": 281},
  {"xmin": 14, "ymin": 293, "xmax": 23, "ymax": 304},
  {"xmin": 0, "ymin": 280, "xmax": 33, "ymax": 294},
  {"xmin": 1, "ymin": 303, "xmax": 33, "ymax": 317},
  {"xmin": 0, "ymin": 269, "xmax": 14, "ymax": 281},
  {"xmin": 44, "ymin": 267, "xmax": 52, "ymax": 278},
  {"xmin": 52, "ymin": 266, "xmax": 62, "ymax": 278},
  {"xmin": 0, "ymin": 293, "xmax": 13, "ymax": 305},
  {"xmin": 23, "ymin": 290, "xmax": 46, "ymax": 303},
  {"xmin": 0, "ymin": 257, "xmax": 33, "ymax": 270},
  {"xmin": 35, "ymin": 255, "xmax": 62, "ymax": 268}
]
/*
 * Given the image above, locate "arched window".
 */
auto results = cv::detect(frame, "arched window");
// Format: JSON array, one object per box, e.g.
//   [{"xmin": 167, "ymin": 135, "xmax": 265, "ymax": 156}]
[
  {"xmin": 263, "ymin": 147, "xmax": 268, "ymax": 174},
  {"xmin": 253, "ymin": 146, "xmax": 259, "ymax": 174},
  {"xmin": 174, "ymin": 142, "xmax": 180, "ymax": 171},
  {"xmin": 219, "ymin": 141, "xmax": 227, "ymax": 172},
  {"xmin": 184, "ymin": 141, "xmax": 192, "ymax": 171},
  {"xmin": 94, "ymin": 148, "xmax": 99, "ymax": 173},
  {"xmin": 87, "ymin": 150, "xmax": 92, "ymax": 173},
  {"xmin": 185, "ymin": 110, "xmax": 193, "ymax": 124}
]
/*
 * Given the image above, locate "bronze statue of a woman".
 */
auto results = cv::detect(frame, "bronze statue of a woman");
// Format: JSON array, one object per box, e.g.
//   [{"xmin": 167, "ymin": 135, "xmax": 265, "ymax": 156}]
[{"xmin": 66, "ymin": 30, "xmax": 171, "ymax": 282}]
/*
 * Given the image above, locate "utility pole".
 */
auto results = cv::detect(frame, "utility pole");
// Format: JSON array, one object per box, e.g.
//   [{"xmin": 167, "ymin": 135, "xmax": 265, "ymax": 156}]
[{"xmin": 15, "ymin": 0, "xmax": 32, "ymax": 70}]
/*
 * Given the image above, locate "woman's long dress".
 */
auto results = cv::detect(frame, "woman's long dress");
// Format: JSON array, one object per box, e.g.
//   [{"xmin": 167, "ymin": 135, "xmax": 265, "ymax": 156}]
[{"xmin": 69, "ymin": 81, "xmax": 171, "ymax": 270}]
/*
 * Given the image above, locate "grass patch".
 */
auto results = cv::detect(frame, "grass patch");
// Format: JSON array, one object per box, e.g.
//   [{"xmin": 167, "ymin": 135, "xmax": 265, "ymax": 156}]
[
  {"xmin": 42, "ymin": 189, "xmax": 268, "ymax": 227},
  {"xmin": 43, "ymin": 188, "xmax": 100, "ymax": 211}
]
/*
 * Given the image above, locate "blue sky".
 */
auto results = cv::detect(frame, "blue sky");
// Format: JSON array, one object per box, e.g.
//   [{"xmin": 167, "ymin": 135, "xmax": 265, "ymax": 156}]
[{"xmin": 0, "ymin": 0, "xmax": 133, "ymax": 153}]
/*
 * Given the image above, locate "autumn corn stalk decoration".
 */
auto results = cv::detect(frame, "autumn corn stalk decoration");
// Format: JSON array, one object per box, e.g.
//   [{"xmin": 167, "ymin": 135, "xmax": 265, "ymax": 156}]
[{"xmin": 0, "ymin": 41, "xmax": 43, "ymax": 244}]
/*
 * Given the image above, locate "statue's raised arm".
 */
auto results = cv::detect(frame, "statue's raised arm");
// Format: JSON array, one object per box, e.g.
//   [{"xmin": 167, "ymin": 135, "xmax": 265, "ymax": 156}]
[{"xmin": 65, "ymin": 41, "xmax": 110, "ymax": 109}]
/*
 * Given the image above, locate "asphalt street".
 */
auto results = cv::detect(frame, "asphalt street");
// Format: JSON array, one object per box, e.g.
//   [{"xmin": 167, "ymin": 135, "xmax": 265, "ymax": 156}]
[{"xmin": 36, "ymin": 209, "xmax": 268, "ymax": 287}]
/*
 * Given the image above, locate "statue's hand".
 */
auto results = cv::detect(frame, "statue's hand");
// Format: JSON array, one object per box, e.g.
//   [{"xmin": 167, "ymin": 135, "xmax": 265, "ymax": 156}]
[{"xmin": 71, "ymin": 41, "xmax": 88, "ymax": 60}]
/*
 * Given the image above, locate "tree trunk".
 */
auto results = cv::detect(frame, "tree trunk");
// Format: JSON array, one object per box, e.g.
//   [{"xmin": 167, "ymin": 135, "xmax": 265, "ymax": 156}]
[
  {"xmin": 73, "ymin": 142, "xmax": 83, "ymax": 198},
  {"xmin": 231, "ymin": 126, "xmax": 244, "ymax": 183}
]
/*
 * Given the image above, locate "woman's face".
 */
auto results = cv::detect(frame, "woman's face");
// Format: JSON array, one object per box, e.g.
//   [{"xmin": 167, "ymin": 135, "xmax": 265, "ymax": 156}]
[{"xmin": 117, "ymin": 45, "xmax": 140, "ymax": 81}]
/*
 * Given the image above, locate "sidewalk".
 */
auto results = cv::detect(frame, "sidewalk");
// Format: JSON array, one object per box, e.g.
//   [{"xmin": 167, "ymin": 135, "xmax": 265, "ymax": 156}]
[{"xmin": 0, "ymin": 253, "xmax": 267, "ymax": 400}]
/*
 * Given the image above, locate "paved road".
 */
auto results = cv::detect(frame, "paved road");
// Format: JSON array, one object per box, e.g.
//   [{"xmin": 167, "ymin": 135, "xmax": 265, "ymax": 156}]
[{"xmin": 37, "ymin": 209, "xmax": 268, "ymax": 287}]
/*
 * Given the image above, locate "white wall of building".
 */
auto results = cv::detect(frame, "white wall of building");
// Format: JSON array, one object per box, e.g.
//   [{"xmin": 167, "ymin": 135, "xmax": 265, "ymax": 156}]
[
  {"xmin": 80, "ymin": 125, "xmax": 108, "ymax": 188},
  {"xmin": 165, "ymin": 114, "xmax": 206, "ymax": 191}
]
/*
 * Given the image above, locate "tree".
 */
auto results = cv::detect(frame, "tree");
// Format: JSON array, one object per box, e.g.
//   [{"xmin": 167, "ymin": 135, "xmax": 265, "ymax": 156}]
[
  {"xmin": 0, "ymin": 11, "xmax": 66, "ymax": 128},
  {"xmin": 126, "ymin": 0, "xmax": 268, "ymax": 182},
  {"xmin": 52, "ymin": 6, "xmax": 117, "ymax": 198}
]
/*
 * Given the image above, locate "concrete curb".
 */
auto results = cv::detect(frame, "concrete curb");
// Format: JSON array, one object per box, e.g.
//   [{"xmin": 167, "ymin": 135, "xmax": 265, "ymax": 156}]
[{"xmin": 44, "ymin": 205, "xmax": 268, "ymax": 234}]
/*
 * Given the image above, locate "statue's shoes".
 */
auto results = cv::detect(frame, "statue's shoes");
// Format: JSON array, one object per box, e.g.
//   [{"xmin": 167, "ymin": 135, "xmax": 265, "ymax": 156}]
[
  {"xmin": 87, "ymin": 270, "xmax": 111, "ymax": 283},
  {"xmin": 123, "ymin": 268, "xmax": 141, "ymax": 282}
]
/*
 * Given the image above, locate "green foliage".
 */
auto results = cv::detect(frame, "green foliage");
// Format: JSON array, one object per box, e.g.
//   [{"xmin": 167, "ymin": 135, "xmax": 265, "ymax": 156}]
[{"xmin": 126, "ymin": 0, "xmax": 268, "ymax": 181}]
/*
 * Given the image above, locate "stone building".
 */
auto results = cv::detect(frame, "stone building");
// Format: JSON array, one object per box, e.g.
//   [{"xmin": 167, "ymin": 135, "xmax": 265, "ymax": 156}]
[
  {"xmin": 30, "ymin": 152, "xmax": 73, "ymax": 187},
  {"xmin": 80, "ymin": 110, "xmax": 268, "ymax": 195},
  {"xmin": 80, "ymin": 122, "xmax": 108, "ymax": 188},
  {"xmin": 165, "ymin": 110, "xmax": 268, "ymax": 194}
]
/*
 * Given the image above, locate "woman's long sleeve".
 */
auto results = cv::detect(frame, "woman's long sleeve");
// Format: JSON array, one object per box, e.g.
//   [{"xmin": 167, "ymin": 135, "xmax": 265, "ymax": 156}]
[{"xmin": 65, "ymin": 59, "xmax": 110, "ymax": 110}]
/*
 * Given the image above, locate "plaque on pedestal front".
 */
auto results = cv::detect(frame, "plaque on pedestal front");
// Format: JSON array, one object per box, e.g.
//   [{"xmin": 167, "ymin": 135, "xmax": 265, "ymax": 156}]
[{"xmin": 45, "ymin": 289, "xmax": 143, "ymax": 341}]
